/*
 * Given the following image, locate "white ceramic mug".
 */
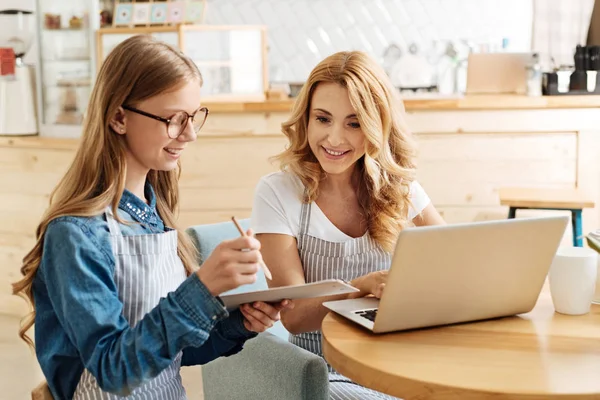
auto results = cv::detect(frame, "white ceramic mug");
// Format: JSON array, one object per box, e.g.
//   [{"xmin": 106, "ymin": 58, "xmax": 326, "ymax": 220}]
[{"xmin": 548, "ymin": 246, "xmax": 598, "ymax": 315}]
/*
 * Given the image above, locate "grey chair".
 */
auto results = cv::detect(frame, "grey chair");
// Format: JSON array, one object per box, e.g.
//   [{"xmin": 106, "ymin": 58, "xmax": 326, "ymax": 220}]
[{"xmin": 186, "ymin": 220, "xmax": 329, "ymax": 400}]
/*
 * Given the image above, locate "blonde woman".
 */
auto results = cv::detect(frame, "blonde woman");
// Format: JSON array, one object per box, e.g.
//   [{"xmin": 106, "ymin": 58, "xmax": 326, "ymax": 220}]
[
  {"xmin": 12, "ymin": 35, "xmax": 291, "ymax": 399},
  {"xmin": 251, "ymin": 51, "xmax": 445, "ymax": 399}
]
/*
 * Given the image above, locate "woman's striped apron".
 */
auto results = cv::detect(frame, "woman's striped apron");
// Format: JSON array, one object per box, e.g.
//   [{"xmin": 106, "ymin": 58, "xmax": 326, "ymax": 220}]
[{"xmin": 290, "ymin": 201, "xmax": 400, "ymax": 399}]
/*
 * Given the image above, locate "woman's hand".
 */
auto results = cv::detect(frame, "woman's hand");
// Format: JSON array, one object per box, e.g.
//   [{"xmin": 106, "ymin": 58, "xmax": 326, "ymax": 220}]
[
  {"xmin": 196, "ymin": 229, "xmax": 263, "ymax": 297},
  {"xmin": 351, "ymin": 270, "xmax": 388, "ymax": 298},
  {"xmin": 240, "ymin": 300, "xmax": 295, "ymax": 333}
]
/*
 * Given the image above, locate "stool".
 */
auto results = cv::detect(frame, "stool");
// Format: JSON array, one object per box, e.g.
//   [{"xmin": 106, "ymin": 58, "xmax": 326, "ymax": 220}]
[{"xmin": 499, "ymin": 187, "xmax": 595, "ymax": 247}]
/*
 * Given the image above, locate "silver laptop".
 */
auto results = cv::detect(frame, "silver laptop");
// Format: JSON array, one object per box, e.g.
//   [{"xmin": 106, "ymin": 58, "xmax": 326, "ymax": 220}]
[{"xmin": 323, "ymin": 216, "xmax": 568, "ymax": 333}]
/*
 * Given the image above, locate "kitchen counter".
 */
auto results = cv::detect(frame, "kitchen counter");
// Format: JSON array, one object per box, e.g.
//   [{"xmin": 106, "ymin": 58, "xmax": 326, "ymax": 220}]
[{"xmin": 203, "ymin": 94, "xmax": 600, "ymax": 113}]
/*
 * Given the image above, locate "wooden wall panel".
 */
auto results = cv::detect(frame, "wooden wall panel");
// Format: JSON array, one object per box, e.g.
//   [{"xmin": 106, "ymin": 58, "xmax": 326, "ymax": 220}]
[{"xmin": 415, "ymin": 132, "xmax": 578, "ymax": 209}]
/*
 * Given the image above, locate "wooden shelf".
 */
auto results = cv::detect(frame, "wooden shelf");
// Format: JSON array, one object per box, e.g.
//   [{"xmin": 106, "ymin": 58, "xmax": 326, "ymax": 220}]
[
  {"xmin": 197, "ymin": 94, "xmax": 600, "ymax": 113},
  {"xmin": 98, "ymin": 26, "xmax": 179, "ymax": 34},
  {"xmin": 42, "ymin": 27, "xmax": 86, "ymax": 31},
  {"xmin": 401, "ymin": 94, "xmax": 600, "ymax": 111},
  {"xmin": 42, "ymin": 58, "xmax": 90, "ymax": 63}
]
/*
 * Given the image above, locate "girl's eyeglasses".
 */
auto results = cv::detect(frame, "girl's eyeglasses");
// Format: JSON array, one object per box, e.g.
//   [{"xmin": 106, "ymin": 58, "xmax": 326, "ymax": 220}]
[{"xmin": 122, "ymin": 105, "xmax": 209, "ymax": 139}]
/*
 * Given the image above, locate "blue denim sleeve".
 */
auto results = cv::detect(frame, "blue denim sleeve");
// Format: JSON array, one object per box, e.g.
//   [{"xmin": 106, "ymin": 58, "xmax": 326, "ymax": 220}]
[
  {"xmin": 181, "ymin": 309, "xmax": 257, "ymax": 366},
  {"xmin": 39, "ymin": 218, "xmax": 233, "ymax": 396}
]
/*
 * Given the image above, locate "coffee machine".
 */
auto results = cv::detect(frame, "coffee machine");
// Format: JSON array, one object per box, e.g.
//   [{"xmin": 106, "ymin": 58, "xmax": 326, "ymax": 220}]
[
  {"xmin": 0, "ymin": 9, "xmax": 37, "ymax": 135},
  {"xmin": 542, "ymin": 45, "xmax": 600, "ymax": 96}
]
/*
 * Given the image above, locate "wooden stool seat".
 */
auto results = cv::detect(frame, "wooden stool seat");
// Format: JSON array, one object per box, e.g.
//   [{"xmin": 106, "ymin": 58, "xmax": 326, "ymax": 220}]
[
  {"xmin": 31, "ymin": 381, "xmax": 53, "ymax": 400},
  {"xmin": 499, "ymin": 187, "xmax": 595, "ymax": 247},
  {"xmin": 499, "ymin": 187, "xmax": 595, "ymax": 209}
]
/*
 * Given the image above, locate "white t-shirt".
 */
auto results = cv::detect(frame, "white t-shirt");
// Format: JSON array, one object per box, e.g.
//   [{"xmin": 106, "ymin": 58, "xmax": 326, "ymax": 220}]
[{"xmin": 251, "ymin": 171, "xmax": 431, "ymax": 243}]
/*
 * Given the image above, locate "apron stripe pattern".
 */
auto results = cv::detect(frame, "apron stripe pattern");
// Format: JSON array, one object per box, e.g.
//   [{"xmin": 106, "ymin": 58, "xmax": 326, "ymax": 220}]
[
  {"xmin": 73, "ymin": 209, "xmax": 188, "ymax": 400},
  {"xmin": 291, "ymin": 201, "xmax": 400, "ymax": 400}
]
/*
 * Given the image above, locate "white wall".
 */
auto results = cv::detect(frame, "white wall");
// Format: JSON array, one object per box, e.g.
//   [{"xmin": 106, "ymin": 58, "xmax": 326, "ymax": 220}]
[{"xmin": 204, "ymin": 0, "xmax": 534, "ymax": 82}]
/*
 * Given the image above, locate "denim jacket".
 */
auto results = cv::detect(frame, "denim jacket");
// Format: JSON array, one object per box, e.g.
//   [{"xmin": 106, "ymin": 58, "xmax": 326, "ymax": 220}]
[{"xmin": 33, "ymin": 183, "xmax": 256, "ymax": 399}]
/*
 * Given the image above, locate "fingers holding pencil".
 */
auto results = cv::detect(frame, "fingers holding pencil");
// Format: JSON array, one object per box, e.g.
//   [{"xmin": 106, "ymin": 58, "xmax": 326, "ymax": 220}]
[{"xmin": 231, "ymin": 217, "xmax": 273, "ymax": 280}]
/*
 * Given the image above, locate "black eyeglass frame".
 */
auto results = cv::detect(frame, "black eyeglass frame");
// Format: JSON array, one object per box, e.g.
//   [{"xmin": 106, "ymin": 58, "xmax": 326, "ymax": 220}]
[{"xmin": 122, "ymin": 105, "xmax": 210, "ymax": 138}]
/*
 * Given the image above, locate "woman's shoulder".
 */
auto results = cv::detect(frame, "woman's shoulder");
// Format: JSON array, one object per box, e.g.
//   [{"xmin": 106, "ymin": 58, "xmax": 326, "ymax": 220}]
[
  {"xmin": 46, "ymin": 214, "xmax": 107, "ymax": 233},
  {"xmin": 407, "ymin": 180, "xmax": 431, "ymax": 219},
  {"xmin": 44, "ymin": 214, "xmax": 111, "ymax": 250},
  {"xmin": 256, "ymin": 171, "xmax": 304, "ymax": 201},
  {"xmin": 408, "ymin": 180, "xmax": 429, "ymax": 200},
  {"xmin": 251, "ymin": 171, "xmax": 305, "ymax": 236},
  {"xmin": 40, "ymin": 213, "xmax": 114, "ymax": 274},
  {"xmin": 258, "ymin": 170, "xmax": 303, "ymax": 188}
]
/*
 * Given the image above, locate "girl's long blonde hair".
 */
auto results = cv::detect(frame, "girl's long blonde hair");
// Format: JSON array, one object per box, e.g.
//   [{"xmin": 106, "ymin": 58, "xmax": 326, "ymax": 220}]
[
  {"xmin": 276, "ymin": 51, "xmax": 418, "ymax": 252},
  {"xmin": 13, "ymin": 35, "xmax": 201, "ymax": 347}
]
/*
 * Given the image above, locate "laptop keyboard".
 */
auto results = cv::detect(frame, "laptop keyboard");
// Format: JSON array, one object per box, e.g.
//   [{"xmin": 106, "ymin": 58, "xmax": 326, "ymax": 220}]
[{"xmin": 354, "ymin": 309, "xmax": 378, "ymax": 322}]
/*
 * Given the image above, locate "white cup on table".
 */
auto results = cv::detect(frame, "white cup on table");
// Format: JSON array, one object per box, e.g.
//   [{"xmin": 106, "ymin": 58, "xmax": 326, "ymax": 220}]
[{"xmin": 548, "ymin": 246, "xmax": 598, "ymax": 315}]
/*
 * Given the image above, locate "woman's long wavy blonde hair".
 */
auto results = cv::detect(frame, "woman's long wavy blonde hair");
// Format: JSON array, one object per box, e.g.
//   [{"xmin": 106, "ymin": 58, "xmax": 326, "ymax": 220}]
[
  {"xmin": 277, "ymin": 51, "xmax": 418, "ymax": 252},
  {"xmin": 12, "ymin": 35, "xmax": 201, "ymax": 347}
]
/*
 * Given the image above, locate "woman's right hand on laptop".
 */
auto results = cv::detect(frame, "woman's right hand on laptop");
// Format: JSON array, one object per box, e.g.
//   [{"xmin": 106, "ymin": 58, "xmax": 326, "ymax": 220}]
[
  {"xmin": 196, "ymin": 236, "xmax": 262, "ymax": 296},
  {"xmin": 350, "ymin": 270, "xmax": 389, "ymax": 299}
]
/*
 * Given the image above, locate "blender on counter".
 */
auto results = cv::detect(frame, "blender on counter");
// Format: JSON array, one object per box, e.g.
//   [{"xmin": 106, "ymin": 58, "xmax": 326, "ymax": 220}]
[{"xmin": 0, "ymin": 8, "xmax": 37, "ymax": 135}]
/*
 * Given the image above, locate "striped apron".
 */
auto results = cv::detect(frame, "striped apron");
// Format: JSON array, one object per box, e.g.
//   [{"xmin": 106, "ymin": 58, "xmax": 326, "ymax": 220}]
[
  {"xmin": 290, "ymin": 201, "xmax": 400, "ymax": 400},
  {"xmin": 73, "ymin": 209, "xmax": 188, "ymax": 399}
]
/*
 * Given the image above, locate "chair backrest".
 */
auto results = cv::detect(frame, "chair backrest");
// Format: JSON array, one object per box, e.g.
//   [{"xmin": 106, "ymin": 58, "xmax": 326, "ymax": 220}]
[{"xmin": 186, "ymin": 220, "xmax": 289, "ymax": 340}]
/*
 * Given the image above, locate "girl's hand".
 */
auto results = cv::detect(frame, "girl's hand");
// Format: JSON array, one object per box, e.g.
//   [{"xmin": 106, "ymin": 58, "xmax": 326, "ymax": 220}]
[
  {"xmin": 240, "ymin": 300, "xmax": 295, "ymax": 333},
  {"xmin": 196, "ymin": 229, "xmax": 262, "ymax": 297}
]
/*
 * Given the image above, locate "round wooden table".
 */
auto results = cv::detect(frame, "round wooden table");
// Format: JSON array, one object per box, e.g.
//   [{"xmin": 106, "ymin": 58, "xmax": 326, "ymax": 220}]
[{"xmin": 322, "ymin": 286, "xmax": 600, "ymax": 399}]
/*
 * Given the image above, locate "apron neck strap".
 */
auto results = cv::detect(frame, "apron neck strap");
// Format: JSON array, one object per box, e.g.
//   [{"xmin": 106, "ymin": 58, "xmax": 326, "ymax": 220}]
[
  {"xmin": 105, "ymin": 207, "xmax": 122, "ymax": 235},
  {"xmin": 299, "ymin": 188, "xmax": 312, "ymax": 237}
]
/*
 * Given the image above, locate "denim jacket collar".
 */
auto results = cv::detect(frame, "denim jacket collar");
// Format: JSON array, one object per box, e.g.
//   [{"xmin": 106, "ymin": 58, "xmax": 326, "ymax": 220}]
[{"xmin": 119, "ymin": 182, "xmax": 160, "ymax": 226}]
